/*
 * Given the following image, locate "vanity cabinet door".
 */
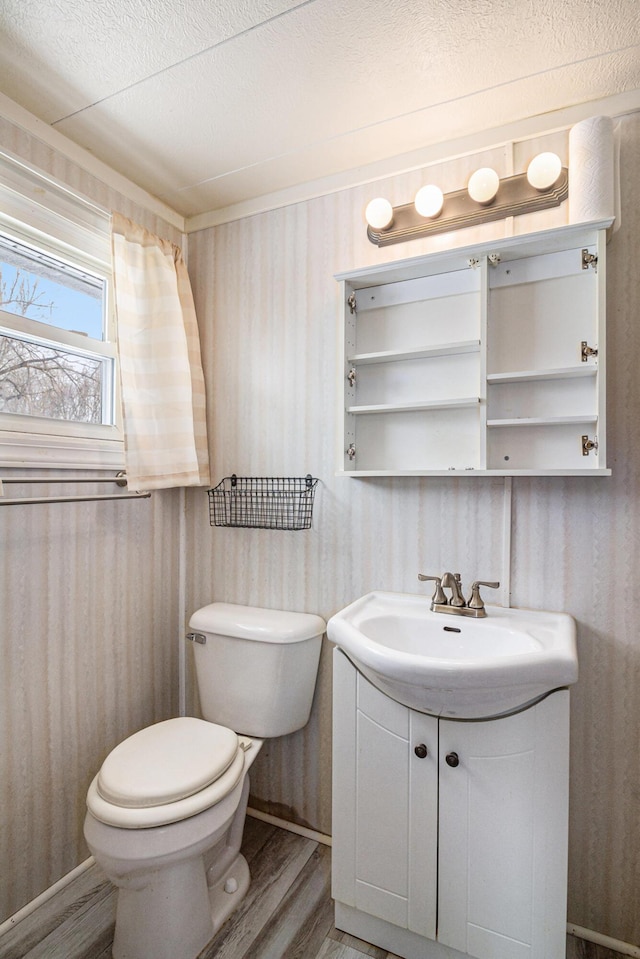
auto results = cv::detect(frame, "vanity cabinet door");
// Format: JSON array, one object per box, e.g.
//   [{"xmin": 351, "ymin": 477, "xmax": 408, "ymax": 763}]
[
  {"xmin": 332, "ymin": 650, "xmax": 438, "ymax": 939},
  {"xmin": 437, "ymin": 691, "xmax": 570, "ymax": 959},
  {"xmin": 333, "ymin": 650, "xmax": 570, "ymax": 959}
]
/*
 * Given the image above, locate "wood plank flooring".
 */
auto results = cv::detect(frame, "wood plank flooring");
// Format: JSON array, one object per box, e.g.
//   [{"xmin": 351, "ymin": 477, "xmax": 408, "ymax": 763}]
[{"xmin": 0, "ymin": 816, "xmax": 629, "ymax": 959}]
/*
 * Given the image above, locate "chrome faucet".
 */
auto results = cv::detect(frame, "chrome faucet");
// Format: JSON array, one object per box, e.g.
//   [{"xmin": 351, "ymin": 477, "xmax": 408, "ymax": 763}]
[{"xmin": 418, "ymin": 572, "xmax": 500, "ymax": 618}]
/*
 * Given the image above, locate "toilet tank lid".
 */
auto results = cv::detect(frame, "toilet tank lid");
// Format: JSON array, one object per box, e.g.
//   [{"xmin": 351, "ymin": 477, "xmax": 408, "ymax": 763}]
[{"xmin": 189, "ymin": 603, "xmax": 326, "ymax": 643}]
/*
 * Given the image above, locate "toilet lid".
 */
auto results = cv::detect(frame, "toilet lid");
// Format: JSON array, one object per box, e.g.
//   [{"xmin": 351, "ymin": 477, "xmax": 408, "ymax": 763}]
[
  {"xmin": 86, "ymin": 744, "xmax": 249, "ymax": 828},
  {"xmin": 97, "ymin": 717, "xmax": 239, "ymax": 808}
]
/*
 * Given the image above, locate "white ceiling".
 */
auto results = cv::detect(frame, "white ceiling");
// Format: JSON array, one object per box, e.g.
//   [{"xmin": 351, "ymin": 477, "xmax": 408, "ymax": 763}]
[{"xmin": 1, "ymin": 0, "xmax": 639, "ymax": 219}]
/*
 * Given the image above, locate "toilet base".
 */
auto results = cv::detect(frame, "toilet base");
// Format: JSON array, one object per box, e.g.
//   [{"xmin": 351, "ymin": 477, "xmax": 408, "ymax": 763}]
[
  {"xmin": 111, "ymin": 852, "xmax": 251, "ymax": 959},
  {"xmin": 208, "ymin": 853, "xmax": 251, "ymax": 935},
  {"xmin": 112, "ymin": 852, "xmax": 213, "ymax": 959}
]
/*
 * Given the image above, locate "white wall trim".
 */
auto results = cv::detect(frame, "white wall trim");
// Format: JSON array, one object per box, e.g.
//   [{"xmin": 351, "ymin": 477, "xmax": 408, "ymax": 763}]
[
  {"xmin": 185, "ymin": 89, "xmax": 640, "ymax": 233},
  {"xmin": 247, "ymin": 806, "xmax": 332, "ymax": 846},
  {"xmin": 0, "ymin": 92, "xmax": 185, "ymax": 232},
  {"xmin": 502, "ymin": 477, "xmax": 513, "ymax": 609},
  {"xmin": 567, "ymin": 923, "xmax": 640, "ymax": 958},
  {"xmin": 178, "ymin": 486, "xmax": 187, "ymax": 716},
  {"xmin": 0, "ymin": 857, "xmax": 95, "ymax": 935}
]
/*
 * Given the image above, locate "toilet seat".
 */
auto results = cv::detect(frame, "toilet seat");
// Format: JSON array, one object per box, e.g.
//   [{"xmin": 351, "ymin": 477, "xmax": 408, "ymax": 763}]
[{"xmin": 87, "ymin": 717, "xmax": 247, "ymax": 828}]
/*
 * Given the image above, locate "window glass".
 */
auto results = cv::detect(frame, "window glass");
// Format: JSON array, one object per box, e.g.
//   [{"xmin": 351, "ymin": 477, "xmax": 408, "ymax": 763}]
[
  {"xmin": 0, "ymin": 231, "xmax": 114, "ymax": 431},
  {"xmin": 0, "ymin": 331, "xmax": 106, "ymax": 424},
  {"xmin": 0, "ymin": 233, "xmax": 104, "ymax": 338}
]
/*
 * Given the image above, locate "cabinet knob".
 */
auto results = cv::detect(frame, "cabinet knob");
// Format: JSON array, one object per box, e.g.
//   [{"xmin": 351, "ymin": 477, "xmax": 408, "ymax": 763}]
[
  {"xmin": 445, "ymin": 751, "xmax": 460, "ymax": 768},
  {"xmin": 414, "ymin": 744, "xmax": 428, "ymax": 759}
]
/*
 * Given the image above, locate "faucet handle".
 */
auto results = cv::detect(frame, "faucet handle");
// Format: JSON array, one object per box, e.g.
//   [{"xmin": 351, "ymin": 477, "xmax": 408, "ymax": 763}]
[
  {"xmin": 467, "ymin": 580, "xmax": 500, "ymax": 610},
  {"xmin": 418, "ymin": 573, "xmax": 447, "ymax": 605}
]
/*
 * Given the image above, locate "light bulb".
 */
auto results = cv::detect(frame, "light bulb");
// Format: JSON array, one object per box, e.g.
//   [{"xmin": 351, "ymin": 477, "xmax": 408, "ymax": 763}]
[
  {"xmin": 468, "ymin": 167, "xmax": 500, "ymax": 205},
  {"xmin": 415, "ymin": 184, "xmax": 444, "ymax": 218},
  {"xmin": 526, "ymin": 152, "xmax": 562, "ymax": 191},
  {"xmin": 365, "ymin": 197, "xmax": 394, "ymax": 231}
]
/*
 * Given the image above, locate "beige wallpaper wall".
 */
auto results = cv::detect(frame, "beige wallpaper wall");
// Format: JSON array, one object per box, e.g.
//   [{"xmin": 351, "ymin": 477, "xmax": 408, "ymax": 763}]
[
  {"xmin": 186, "ymin": 114, "xmax": 640, "ymax": 945},
  {"xmin": 1, "ymin": 105, "xmax": 638, "ymax": 947},
  {"xmin": 0, "ymin": 117, "xmax": 184, "ymax": 922}
]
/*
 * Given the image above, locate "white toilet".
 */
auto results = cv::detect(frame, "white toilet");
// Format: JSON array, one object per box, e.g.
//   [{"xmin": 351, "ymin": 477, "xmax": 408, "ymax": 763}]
[{"xmin": 84, "ymin": 602, "xmax": 325, "ymax": 959}]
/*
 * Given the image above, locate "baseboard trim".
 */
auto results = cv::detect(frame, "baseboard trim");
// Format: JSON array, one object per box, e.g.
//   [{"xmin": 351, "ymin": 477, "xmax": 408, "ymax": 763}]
[
  {"xmin": 568, "ymin": 924, "xmax": 640, "ymax": 958},
  {"xmin": 246, "ymin": 806, "xmax": 332, "ymax": 846},
  {"xmin": 0, "ymin": 856, "xmax": 96, "ymax": 935}
]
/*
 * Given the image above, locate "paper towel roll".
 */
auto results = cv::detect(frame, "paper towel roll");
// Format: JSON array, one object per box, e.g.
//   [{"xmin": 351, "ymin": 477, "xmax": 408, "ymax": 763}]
[{"xmin": 569, "ymin": 116, "xmax": 615, "ymax": 224}]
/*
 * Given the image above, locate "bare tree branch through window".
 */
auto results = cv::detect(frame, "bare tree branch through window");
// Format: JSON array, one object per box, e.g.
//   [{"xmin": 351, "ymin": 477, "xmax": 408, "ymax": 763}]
[{"xmin": 0, "ymin": 264, "xmax": 105, "ymax": 424}]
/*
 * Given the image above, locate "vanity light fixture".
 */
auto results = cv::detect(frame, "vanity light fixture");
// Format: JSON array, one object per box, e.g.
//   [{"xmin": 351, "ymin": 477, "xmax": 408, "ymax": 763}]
[{"xmin": 366, "ymin": 152, "xmax": 567, "ymax": 247}]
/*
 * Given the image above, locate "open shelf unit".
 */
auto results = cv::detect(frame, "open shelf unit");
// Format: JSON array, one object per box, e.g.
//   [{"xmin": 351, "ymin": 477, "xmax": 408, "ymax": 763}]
[{"xmin": 336, "ymin": 220, "xmax": 611, "ymax": 477}]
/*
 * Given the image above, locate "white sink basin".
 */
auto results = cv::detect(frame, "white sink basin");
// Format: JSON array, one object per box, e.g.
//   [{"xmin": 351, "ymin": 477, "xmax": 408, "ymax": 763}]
[{"xmin": 327, "ymin": 591, "xmax": 578, "ymax": 718}]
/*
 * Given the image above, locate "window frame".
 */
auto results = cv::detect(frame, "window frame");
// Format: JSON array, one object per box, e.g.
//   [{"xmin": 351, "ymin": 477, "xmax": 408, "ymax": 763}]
[{"xmin": 0, "ymin": 150, "xmax": 124, "ymax": 470}]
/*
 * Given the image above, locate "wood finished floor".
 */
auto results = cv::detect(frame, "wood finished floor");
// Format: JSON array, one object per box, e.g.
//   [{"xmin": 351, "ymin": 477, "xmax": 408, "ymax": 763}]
[{"xmin": 0, "ymin": 816, "xmax": 629, "ymax": 959}]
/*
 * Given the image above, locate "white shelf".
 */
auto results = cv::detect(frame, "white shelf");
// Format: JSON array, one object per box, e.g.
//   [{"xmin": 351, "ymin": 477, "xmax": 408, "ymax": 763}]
[
  {"xmin": 349, "ymin": 340, "xmax": 481, "ymax": 365},
  {"xmin": 337, "ymin": 223, "xmax": 608, "ymax": 477},
  {"xmin": 337, "ymin": 468, "xmax": 612, "ymax": 477},
  {"xmin": 347, "ymin": 397, "xmax": 480, "ymax": 415},
  {"xmin": 487, "ymin": 365, "xmax": 597, "ymax": 384},
  {"xmin": 487, "ymin": 414, "xmax": 598, "ymax": 428}
]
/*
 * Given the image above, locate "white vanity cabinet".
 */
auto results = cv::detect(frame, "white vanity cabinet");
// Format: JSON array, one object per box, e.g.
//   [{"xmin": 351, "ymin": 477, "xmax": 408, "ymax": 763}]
[
  {"xmin": 336, "ymin": 220, "xmax": 610, "ymax": 476},
  {"xmin": 332, "ymin": 649, "xmax": 571, "ymax": 959}
]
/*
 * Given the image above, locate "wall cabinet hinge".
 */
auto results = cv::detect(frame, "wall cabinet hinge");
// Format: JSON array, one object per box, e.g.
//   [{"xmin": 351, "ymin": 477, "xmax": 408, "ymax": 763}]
[
  {"xmin": 488, "ymin": 253, "xmax": 501, "ymax": 267},
  {"xmin": 347, "ymin": 367, "xmax": 357, "ymax": 387},
  {"xmin": 582, "ymin": 434, "xmax": 598, "ymax": 456},
  {"xmin": 581, "ymin": 340, "xmax": 598, "ymax": 362},
  {"xmin": 347, "ymin": 292, "xmax": 357, "ymax": 314},
  {"xmin": 582, "ymin": 249, "xmax": 598, "ymax": 271},
  {"xmin": 346, "ymin": 444, "xmax": 356, "ymax": 460}
]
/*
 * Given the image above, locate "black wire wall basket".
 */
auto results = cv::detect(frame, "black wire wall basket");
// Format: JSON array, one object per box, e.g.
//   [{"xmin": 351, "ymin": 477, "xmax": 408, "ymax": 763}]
[{"xmin": 208, "ymin": 474, "xmax": 319, "ymax": 530}]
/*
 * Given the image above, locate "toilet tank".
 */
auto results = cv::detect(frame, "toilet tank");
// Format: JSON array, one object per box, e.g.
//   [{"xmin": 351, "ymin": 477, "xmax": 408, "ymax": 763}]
[{"xmin": 188, "ymin": 603, "xmax": 326, "ymax": 738}]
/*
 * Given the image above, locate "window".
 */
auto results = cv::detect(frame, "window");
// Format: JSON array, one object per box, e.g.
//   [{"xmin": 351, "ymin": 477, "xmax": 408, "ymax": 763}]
[{"xmin": 0, "ymin": 150, "xmax": 123, "ymax": 469}]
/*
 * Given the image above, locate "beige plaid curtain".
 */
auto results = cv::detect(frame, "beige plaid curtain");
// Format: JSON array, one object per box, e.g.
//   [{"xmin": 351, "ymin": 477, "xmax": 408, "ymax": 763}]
[{"xmin": 111, "ymin": 213, "xmax": 210, "ymax": 490}]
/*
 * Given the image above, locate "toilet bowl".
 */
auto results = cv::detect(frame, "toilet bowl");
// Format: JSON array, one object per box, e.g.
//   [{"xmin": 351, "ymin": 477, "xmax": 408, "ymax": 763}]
[
  {"xmin": 84, "ymin": 603, "xmax": 325, "ymax": 959},
  {"xmin": 85, "ymin": 722, "xmax": 261, "ymax": 959}
]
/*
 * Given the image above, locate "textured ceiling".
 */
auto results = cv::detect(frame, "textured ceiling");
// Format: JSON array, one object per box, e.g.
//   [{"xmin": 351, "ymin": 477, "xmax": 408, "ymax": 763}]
[{"xmin": 1, "ymin": 0, "xmax": 639, "ymax": 218}]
